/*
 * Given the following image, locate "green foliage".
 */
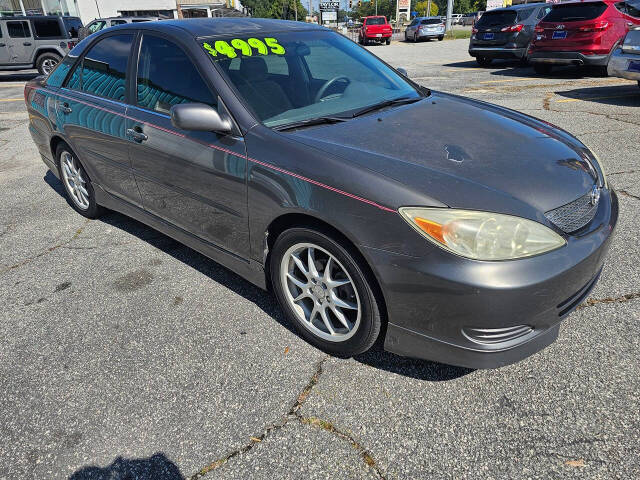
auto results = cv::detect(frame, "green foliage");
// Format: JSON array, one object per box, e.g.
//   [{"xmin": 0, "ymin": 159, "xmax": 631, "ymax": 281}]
[
  {"xmin": 413, "ymin": 1, "xmax": 439, "ymax": 16},
  {"xmin": 242, "ymin": 0, "xmax": 308, "ymax": 20},
  {"xmin": 351, "ymin": 0, "xmax": 397, "ymax": 21}
]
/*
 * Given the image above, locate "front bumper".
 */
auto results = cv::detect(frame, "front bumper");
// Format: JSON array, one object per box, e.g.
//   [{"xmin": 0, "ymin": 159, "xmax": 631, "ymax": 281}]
[
  {"xmin": 529, "ymin": 50, "xmax": 608, "ymax": 66},
  {"xmin": 368, "ymin": 190, "xmax": 618, "ymax": 369},
  {"xmin": 469, "ymin": 46, "xmax": 526, "ymax": 59},
  {"xmin": 607, "ymin": 48, "xmax": 640, "ymax": 81}
]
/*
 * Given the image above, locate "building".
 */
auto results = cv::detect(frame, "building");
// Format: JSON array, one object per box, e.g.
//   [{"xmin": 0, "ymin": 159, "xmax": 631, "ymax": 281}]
[{"xmin": 178, "ymin": 0, "xmax": 245, "ymax": 18}]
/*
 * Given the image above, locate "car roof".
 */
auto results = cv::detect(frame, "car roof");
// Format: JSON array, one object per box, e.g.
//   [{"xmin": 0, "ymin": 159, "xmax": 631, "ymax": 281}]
[
  {"xmin": 93, "ymin": 16, "xmax": 157, "ymax": 21},
  {"xmin": 135, "ymin": 17, "xmax": 324, "ymax": 37},
  {"xmin": 1, "ymin": 15, "xmax": 80, "ymax": 20}
]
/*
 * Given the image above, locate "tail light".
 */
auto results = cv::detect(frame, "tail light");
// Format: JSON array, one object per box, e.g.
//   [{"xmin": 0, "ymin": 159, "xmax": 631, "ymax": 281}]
[
  {"xmin": 501, "ymin": 24, "xmax": 524, "ymax": 33},
  {"xmin": 578, "ymin": 21, "xmax": 609, "ymax": 32},
  {"xmin": 534, "ymin": 25, "xmax": 545, "ymax": 33},
  {"xmin": 472, "ymin": 27, "xmax": 478, "ymax": 33},
  {"xmin": 67, "ymin": 41, "xmax": 76, "ymax": 49}
]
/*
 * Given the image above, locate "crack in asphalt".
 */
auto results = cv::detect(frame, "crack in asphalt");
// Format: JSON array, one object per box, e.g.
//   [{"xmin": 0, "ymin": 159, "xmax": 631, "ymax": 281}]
[
  {"xmin": 578, "ymin": 291, "xmax": 640, "ymax": 309},
  {"xmin": 618, "ymin": 190, "xmax": 640, "ymax": 201},
  {"xmin": 191, "ymin": 355, "xmax": 387, "ymax": 479},
  {"xmin": 0, "ymin": 219, "xmax": 90, "ymax": 275},
  {"xmin": 608, "ymin": 169, "xmax": 639, "ymax": 176}
]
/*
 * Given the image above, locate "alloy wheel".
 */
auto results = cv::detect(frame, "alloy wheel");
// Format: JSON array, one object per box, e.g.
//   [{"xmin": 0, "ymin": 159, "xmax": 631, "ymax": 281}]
[
  {"xmin": 280, "ymin": 243, "xmax": 361, "ymax": 342},
  {"xmin": 60, "ymin": 151, "xmax": 90, "ymax": 210},
  {"xmin": 41, "ymin": 58, "xmax": 58, "ymax": 75}
]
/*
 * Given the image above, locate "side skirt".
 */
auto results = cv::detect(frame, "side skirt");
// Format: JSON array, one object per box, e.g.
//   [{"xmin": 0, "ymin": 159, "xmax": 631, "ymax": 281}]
[{"xmin": 94, "ymin": 185, "xmax": 267, "ymax": 290}]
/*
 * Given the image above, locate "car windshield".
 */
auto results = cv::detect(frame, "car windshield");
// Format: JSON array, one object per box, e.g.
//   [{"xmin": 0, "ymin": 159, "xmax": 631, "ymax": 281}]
[
  {"xmin": 62, "ymin": 17, "xmax": 83, "ymax": 38},
  {"xmin": 475, "ymin": 10, "xmax": 517, "ymax": 27},
  {"xmin": 205, "ymin": 30, "xmax": 420, "ymax": 128},
  {"xmin": 544, "ymin": 2, "xmax": 607, "ymax": 22},
  {"xmin": 366, "ymin": 17, "xmax": 386, "ymax": 25}
]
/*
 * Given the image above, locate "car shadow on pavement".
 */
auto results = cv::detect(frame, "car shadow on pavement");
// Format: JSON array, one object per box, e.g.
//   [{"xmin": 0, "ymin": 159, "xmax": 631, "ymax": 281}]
[
  {"xmin": 0, "ymin": 72, "xmax": 39, "ymax": 82},
  {"xmin": 69, "ymin": 452, "xmax": 183, "ymax": 479},
  {"xmin": 443, "ymin": 60, "xmax": 609, "ymax": 80},
  {"xmin": 44, "ymin": 171, "xmax": 474, "ymax": 382},
  {"xmin": 554, "ymin": 84, "xmax": 640, "ymax": 106}
]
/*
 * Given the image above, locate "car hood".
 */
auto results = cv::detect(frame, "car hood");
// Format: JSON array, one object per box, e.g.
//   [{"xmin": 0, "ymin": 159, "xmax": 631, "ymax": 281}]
[{"xmin": 287, "ymin": 92, "xmax": 598, "ymax": 216}]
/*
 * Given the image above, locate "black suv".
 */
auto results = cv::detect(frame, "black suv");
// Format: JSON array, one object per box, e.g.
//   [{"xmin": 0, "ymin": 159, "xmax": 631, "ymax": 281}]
[{"xmin": 0, "ymin": 16, "xmax": 82, "ymax": 75}]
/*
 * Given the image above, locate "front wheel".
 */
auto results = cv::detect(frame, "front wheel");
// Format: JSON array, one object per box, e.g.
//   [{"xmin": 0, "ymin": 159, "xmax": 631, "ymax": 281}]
[
  {"xmin": 270, "ymin": 228, "xmax": 382, "ymax": 357},
  {"xmin": 36, "ymin": 52, "xmax": 62, "ymax": 75}
]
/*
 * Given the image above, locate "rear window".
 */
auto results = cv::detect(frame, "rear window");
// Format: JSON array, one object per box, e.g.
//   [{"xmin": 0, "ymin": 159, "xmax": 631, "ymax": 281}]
[
  {"xmin": 544, "ymin": 2, "xmax": 608, "ymax": 22},
  {"xmin": 366, "ymin": 17, "xmax": 386, "ymax": 25},
  {"xmin": 516, "ymin": 8, "xmax": 536, "ymax": 22},
  {"xmin": 62, "ymin": 17, "xmax": 83, "ymax": 38},
  {"xmin": 475, "ymin": 11, "xmax": 517, "ymax": 27},
  {"xmin": 32, "ymin": 18, "xmax": 62, "ymax": 38},
  {"xmin": 421, "ymin": 19, "xmax": 442, "ymax": 25}
]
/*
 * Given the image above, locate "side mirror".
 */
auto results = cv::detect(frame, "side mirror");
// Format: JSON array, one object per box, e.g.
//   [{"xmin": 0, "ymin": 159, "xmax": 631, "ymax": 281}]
[
  {"xmin": 170, "ymin": 103, "xmax": 232, "ymax": 133},
  {"xmin": 397, "ymin": 67, "xmax": 408, "ymax": 77}
]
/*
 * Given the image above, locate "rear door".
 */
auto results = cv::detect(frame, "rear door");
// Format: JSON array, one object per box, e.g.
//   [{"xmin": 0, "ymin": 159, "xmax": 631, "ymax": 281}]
[
  {"xmin": 0, "ymin": 23, "xmax": 10, "ymax": 65},
  {"xmin": 126, "ymin": 33, "xmax": 249, "ymax": 256},
  {"xmin": 56, "ymin": 32, "xmax": 142, "ymax": 207},
  {"xmin": 5, "ymin": 20, "xmax": 35, "ymax": 65},
  {"xmin": 474, "ymin": 10, "xmax": 517, "ymax": 46}
]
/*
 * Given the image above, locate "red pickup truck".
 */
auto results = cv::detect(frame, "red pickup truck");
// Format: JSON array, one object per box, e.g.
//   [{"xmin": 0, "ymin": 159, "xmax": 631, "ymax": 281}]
[{"xmin": 358, "ymin": 16, "xmax": 393, "ymax": 45}]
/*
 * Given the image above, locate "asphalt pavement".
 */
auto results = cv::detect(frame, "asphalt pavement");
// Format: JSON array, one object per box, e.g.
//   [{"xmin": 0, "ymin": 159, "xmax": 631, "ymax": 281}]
[{"xmin": 1, "ymin": 39, "xmax": 639, "ymax": 479}]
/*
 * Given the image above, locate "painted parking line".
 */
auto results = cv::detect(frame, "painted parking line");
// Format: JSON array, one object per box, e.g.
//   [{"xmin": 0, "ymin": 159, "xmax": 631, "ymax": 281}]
[
  {"xmin": 0, "ymin": 84, "xmax": 26, "ymax": 88},
  {"xmin": 480, "ymin": 78, "xmax": 540, "ymax": 84},
  {"xmin": 0, "ymin": 98, "xmax": 23, "ymax": 102},
  {"xmin": 556, "ymin": 93, "xmax": 639, "ymax": 103}
]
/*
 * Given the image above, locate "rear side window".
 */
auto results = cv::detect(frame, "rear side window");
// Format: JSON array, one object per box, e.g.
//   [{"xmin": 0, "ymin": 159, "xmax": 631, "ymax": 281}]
[
  {"xmin": 63, "ymin": 17, "xmax": 83, "ymax": 38},
  {"xmin": 544, "ymin": 2, "xmax": 608, "ymax": 22},
  {"xmin": 88, "ymin": 21, "xmax": 106, "ymax": 33},
  {"xmin": 7, "ymin": 21, "xmax": 31, "ymax": 38},
  {"xmin": 111, "ymin": 20, "xmax": 127, "ymax": 25},
  {"xmin": 538, "ymin": 6, "xmax": 552, "ymax": 19},
  {"xmin": 47, "ymin": 56, "xmax": 77, "ymax": 87},
  {"xmin": 136, "ymin": 35, "xmax": 216, "ymax": 114},
  {"xmin": 476, "ymin": 11, "xmax": 517, "ymax": 27},
  {"xmin": 618, "ymin": 1, "xmax": 640, "ymax": 17},
  {"xmin": 80, "ymin": 34, "xmax": 134, "ymax": 101},
  {"xmin": 32, "ymin": 18, "xmax": 63, "ymax": 38},
  {"xmin": 421, "ymin": 19, "xmax": 442, "ymax": 25}
]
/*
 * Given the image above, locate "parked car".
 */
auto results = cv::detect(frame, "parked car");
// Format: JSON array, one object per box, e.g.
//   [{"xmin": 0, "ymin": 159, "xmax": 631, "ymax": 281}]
[
  {"xmin": 469, "ymin": 3, "xmax": 553, "ymax": 66},
  {"xmin": 608, "ymin": 25, "xmax": 640, "ymax": 85},
  {"xmin": 0, "ymin": 15, "xmax": 82, "ymax": 75},
  {"xmin": 405, "ymin": 17, "xmax": 446, "ymax": 42},
  {"xmin": 358, "ymin": 16, "xmax": 393, "ymax": 45},
  {"xmin": 529, "ymin": 0, "xmax": 640, "ymax": 75},
  {"xmin": 461, "ymin": 13, "xmax": 476, "ymax": 26},
  {"xmin": 78, "ymin": 17, "xmax": 158, "ymax": 40},
  {"xmin": 25, "ymin": 19, "xmax": 616, "ymax": 369}
]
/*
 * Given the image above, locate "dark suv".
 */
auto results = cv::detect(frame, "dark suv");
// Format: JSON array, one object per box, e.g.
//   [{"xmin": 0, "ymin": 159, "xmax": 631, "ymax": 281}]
[
  {"xmin": 469, "ymin": 3, "xmax": 553, "ymax": 66},
  {"xmin": 0, "ymin": 16, "xmax": 82, "ymax": 75}
]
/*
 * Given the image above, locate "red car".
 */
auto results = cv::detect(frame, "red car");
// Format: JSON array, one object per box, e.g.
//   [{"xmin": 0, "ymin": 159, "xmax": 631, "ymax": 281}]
[
  {"xmin": 529, "ymin": 0, "xmax": 640, "ymax": 74},
  {"xmin": 358, "ymin": 16, "xmax": 393, "ymax": 45}
]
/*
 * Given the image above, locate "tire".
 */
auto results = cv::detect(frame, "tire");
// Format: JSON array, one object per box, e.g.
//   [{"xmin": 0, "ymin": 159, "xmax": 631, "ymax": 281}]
[
  {"xmin": 413, "ymin": 33, "xmax": 418, "ymax": 43},
  {"xmin": 438, "ymin": 35, "xmax": 444, "ymax": 41},
  {"xmin": 36, "ymin": 52, "xmax": 62, "ymax": 76},
  {"xmin": 476, "ymin": 56, "xmax": 493, "ymax": 67},
  {"xmin": 56, "ymin": 143, "xmax": 104, "ymax": 219},
  {"xmin": 386, "ymin": 38, "xmax": 391, "ymax": 45},
  {"xmin": 637, "ymin": 80, "xmax": 640, "ymax": 89},
  {"xmin": 270, "ymin": 227, "xmax": 382, "ymax": 357},
  {"xmin": 404, "ymin": 32, "xmax": 408, "ymax": 42},
  {"xmin": 534, "ymin": 63, "xmax": 552, "ymax": 75}
]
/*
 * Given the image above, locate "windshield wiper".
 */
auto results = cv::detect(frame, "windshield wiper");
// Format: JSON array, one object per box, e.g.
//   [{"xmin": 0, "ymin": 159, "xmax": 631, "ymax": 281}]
[
  {"xmin": 273, "ymin": 116, "xmax": 348, "ymax": 132},
  {"xmin": 350, "ymin": 96, "xmax": 422, "ymax": 118}
]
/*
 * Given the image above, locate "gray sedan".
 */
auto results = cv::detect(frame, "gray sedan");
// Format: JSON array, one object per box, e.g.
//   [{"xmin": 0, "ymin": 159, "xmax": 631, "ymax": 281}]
[
  {"xmin": 25, "ymin": 19, "xmax": 616, "ymax": 369},
  {"xmin": 608, "ymin": 27, "xmax": 640, "ymax": 87}
]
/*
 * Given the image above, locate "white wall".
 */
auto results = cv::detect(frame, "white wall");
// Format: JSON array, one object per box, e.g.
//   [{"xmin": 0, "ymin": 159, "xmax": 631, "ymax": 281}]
[{"xmin": 76, "ymin": 0, "xmax": 177, "ymax": 23}]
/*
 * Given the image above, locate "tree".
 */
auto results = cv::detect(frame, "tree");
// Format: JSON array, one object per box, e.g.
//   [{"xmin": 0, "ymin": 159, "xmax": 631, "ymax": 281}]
[
  {"xmin": 413, "ymin": 1, "xmax": 439, "ymax": 16},
  {"xmin": 351, "ymin": 0, "xmax": 397, "ymax": 21},
  {"xmin": 243, "ymin": 0, "xmax": 308, "ymax": 20}
]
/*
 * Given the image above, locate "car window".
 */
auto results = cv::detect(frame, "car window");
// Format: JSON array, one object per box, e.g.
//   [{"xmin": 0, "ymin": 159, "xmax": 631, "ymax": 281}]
[
  {"xmin": 136, "ymin": 35, "xmax": 216, "ymax": 114},
  {"xmin": 421, "ymin": 19, "xmax": 442, "ymax": 25},
  {"xmin": 544, "ymin": 2, "xmax": 607, "ymax": 22},
  {"xmin": 476, "ymin": 11, "xmax": 517, "ymax": 27},
  {"xmin": 32, "ymin": 18, "xmax": 63, "ymax": 38},
  {"xmin": 626, "ymin": 1, "xmax": 640, "ymax": 17},
  {"xmin": 47, "ymin": 55, "xmax": 76, "ymax": 87},
  {"xmin": 366, "ymin": 17, "xmax": 386, "ymax": 25},
  {"xmin": 63, "ymin": 17, "xmax": 83, "ymax": 38},
  {"xmin": 516, "ymin": 8, "xmax": 535, "ymax": 22},
  {"xmin": 7, "ymin": 21, "xmax": 31, "ymax": 38},
  {"xmin": 132, "ymin": 19, "xmax": 151, "ymax": 22},
  {"xmin": 409, "ymin": 19, "xmax": 419, "ymax": 26},
  {"xmin": 537, "ymin": 6, "xmax": 552, "ymax": 19},
  {"xmin": 88, "ymin": 21, "xmax": 106, "ymax": 33},
  {"xmin": 80, "ymin": 33, "xmax": 133, "ymax": 101},
  {"xmin": 111, "ymin": 20, "xmax": 127, "ymax": 25}
]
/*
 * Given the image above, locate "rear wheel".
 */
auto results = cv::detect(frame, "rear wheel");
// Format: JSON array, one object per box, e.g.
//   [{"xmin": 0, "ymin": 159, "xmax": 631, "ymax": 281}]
[
  {"xmin": 476, "ymin": 56, "xmax": 492, "ymax": 67},
  {"xmin": 36, "ymin": 52, "xmax": 62, "ymax": 76},
  {"xmin": 270, "ymin": 227, "xmax": 382, "ymax": 357},
  {"xmin": 438, "ymin": 35, "xmax": 444, "ymax": 41},
  {"xmin": 386, "ymin": 38, "xmax": 391, "ymax": 45},
  {"xmin": 534, "ymin": 63, "xmax": 552, "ymax": 75},
  {"xmin": 57, "ymin": 144, "xmax": 104, "ymax": 218},
  {"xmin": 414, "ymin": 33, "xmax": 418, "ymax": 43}
]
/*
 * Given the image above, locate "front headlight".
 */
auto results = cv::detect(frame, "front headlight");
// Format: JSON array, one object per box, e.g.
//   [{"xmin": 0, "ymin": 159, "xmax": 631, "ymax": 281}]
[{"xmin": 399, "ymin": 208, "xmax": 566, "ymax": 260}]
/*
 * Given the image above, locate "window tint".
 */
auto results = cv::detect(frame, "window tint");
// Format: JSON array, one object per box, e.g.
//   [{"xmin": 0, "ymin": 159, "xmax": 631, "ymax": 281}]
[
  {"xmin": 7, "ymin": 21, "xmax": 31, "ymax": 38},
  {"xmin": 516, "ymin": 8, "xmax": 535, "ymax": 22},
  {"xmin": 627, "ymin": 1, "xmax": 640, "ymax": 17},
  {"xmin": 366, "ymin": 17, "xmax": 386, "ymax": 25},
  {"xmin": 136, "ymin": 35, "xmax": 216, "ymax": 114},
  {"xmin": 544, "ymin": 2, "xmax": 607, "ymax": 22},
  {"xmin": 476, "ymin": 11, "xmax": 517, "ymax": 27},
  {"xmin": 111, "ymin": 20, "xmax": 127, "ymax": 25},
  {"xmin": 421, "ymin": 19, "xmax": 442, "ymax": 25},
  {"xmin": 47, "ymin": 55, "xmax": 76, "ymax": 87},
  {"xmin": 81, "ymin": 34, "xmax": 133, "ymax": 101},
  {"xmin": 538, "ymin": 6, "xmax": 552, "ymax": 19},
  {"xmin": 33, "ymin": 18, "xmax": 62, "ymax": 38},
  {"xmin": 88, "ymin": 21, "xmax": 106, "ymax": 33},
  {"xmin": 63, "ymin": 17, "xmax": 83, "ymax": 38}
]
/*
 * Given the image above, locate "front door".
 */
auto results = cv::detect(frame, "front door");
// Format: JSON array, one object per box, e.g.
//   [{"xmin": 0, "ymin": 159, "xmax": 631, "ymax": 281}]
[
  {"xmin": 56, "ymin": 32, "xmax": 142, "ymax": 207},
  {"xmin": 127, "ymin": 33, "xmax": 249, "ymax": 257},
  {"xmin": 5, "ymin": 20, "xmax": 35, "ymax": 65},
  {"xmin": 0, "ymin": 24, "xmax": 10, "ymax": 65}
]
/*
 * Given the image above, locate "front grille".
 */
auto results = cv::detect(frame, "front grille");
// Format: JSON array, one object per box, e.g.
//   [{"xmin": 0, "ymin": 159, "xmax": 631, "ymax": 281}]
[{"xmin": 545, "ymin": 189, "xmax": 599, "ymax": 233}]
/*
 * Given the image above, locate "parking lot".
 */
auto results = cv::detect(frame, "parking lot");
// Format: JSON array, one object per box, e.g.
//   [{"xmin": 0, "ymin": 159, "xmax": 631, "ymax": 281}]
[{"xmin": 1, "ymin": 37, "xmax": 639, "ymax": 479}]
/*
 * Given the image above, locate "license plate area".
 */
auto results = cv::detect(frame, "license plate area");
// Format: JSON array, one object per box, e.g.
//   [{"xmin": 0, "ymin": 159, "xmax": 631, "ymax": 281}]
[
  {"xmin": 628, "ymin": 60, "xmax": 640, "ymax": 72},
  {"xmin": 552, "ymin": 30, "xmax": 567, "ymax": 40},
  {"xmin": 375, "ymin": 33, "xmax": 382, "ymax": 37},
  {"xmin": 483, "ymin": 33, "xmax": 495, "ymax": 40}
]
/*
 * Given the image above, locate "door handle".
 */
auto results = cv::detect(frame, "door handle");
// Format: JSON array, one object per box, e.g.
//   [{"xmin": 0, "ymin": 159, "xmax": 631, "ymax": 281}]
[
  {"xmin": 58, "ymin": 102, "xmax": 72, "ymax": 114},
  {"xmin": 126, "ymin": 127, "xmax": 148, "ymax": 142},
  {"xmin": 23, "ymin": 42, "xmax": 32, "ymax": 46}
]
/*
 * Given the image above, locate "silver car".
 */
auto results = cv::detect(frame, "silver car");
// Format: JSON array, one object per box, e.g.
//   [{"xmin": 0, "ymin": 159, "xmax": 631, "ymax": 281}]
[
  {"xmin": 608, "ymin": 27, "xmax": 640, "ymax": 87},
  {"xmin": 404, "ymin": 17, "xmax": 446, "ymax": 42}
]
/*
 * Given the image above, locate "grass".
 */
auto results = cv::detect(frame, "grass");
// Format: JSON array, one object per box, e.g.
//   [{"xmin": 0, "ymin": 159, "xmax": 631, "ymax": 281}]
[{"xmin": 446, "ymin": 28, "xmax": 472, "ymax": 40}]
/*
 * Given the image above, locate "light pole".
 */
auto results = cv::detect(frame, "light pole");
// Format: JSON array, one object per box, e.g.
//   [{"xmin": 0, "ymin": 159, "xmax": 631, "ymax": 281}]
[{"xmin": 445, "ymin": 0, "xmax": 453, "ymax": 33}]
